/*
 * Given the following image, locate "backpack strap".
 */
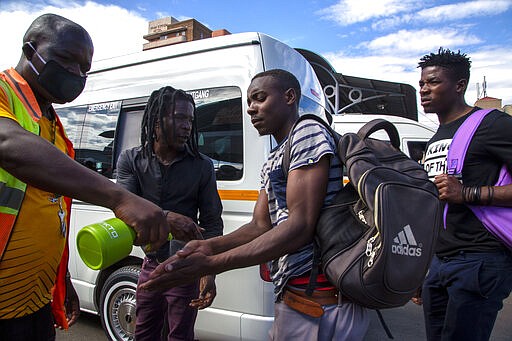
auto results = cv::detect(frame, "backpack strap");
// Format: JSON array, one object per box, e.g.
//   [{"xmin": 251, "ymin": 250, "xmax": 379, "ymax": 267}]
[
  {"xmin": 446, "ymin": 109, "xmax": 493, "ymax": 175},
  {"xmin": 443, "ymin": 109, "xmax": 494, "ymax": 228},
  {"xmin": 280, "ymin": 114, "xmax": 339, "ymax": 294},
  {"xmin": 305, "ymin": 243, "xmax": 321, "ymax": 296},
  {"xmin": 357, "ymin": 118, "xmax": 400, "ymax": 149},
  {"xmin": 282, "ymin": 114, "xmax": 339, "ymax": 179}
]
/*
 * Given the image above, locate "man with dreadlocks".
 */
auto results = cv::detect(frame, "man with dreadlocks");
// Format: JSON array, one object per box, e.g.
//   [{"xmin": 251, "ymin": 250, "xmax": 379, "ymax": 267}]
[
  {"xmin": 116, "ymin": 86, "xmax": 223, "ymax": 341},
  {"xmin": 417, "ymin": 48, "xmax": 512, "ymax": 340}
]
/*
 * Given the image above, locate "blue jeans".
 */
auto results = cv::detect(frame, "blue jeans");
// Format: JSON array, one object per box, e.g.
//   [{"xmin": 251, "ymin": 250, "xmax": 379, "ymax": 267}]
[{"xmin": 422, "ymin": 250, "xmax": 512, "ymax": 341}]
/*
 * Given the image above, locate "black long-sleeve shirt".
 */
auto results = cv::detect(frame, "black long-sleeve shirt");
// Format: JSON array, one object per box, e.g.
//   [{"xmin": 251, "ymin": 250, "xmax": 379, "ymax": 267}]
[{"xmin": 116, "ymin": 146, "xmax": 223, "ymax": 257}]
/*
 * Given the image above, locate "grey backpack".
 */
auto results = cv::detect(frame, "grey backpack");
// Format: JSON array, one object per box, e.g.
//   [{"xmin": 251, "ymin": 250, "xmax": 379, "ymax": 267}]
[{"xmin": 283, "ymin": 115, "xmax": 441, "ymax": 309}]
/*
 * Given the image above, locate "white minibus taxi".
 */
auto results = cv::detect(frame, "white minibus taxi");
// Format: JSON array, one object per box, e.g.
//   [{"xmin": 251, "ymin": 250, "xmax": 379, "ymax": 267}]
[{"xmin": 55, "ymin": 32, "xmax": 434, "ymax": 341}]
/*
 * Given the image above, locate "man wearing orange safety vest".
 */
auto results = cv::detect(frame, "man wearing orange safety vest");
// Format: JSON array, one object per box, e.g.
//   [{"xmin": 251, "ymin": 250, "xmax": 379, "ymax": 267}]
[{"xmin": 0, "ymin": 13, "xmax": 170, "ymax": 341}]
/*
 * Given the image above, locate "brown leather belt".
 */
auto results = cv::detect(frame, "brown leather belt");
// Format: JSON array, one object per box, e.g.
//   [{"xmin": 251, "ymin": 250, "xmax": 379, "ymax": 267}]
[
  {"xmin": 282, "ymin": 287, "xmax": 339, "ymax": 318},
  {"xmin": 287, "ymin": 287, "xmax": 339, "ymax": 305}
]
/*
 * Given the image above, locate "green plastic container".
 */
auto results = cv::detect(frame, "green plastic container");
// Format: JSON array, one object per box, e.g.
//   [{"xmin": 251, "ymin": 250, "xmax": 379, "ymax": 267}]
[{"xmin": 76, "ymin": 218, "xmax": 136, "ymax": 270}]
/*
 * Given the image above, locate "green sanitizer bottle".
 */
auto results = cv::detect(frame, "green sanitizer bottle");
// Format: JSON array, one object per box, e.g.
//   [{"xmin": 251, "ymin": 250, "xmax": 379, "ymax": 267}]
[{"xmin": 76, "ymin": 218, "xmax": 172, "ymax": 270}]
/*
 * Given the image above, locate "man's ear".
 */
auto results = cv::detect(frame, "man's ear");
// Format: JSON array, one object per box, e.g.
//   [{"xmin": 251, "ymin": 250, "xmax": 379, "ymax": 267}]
[
  {"xmin": 22, "ymin": 41, "xmax": 36, "ymax": 60},
  {"xmin": 456, "ymin": 78, "xmax": 468, "ymax": 94},
  {"xmin": 284, "ymin": 88, "xmax": 297, "ymax": 105}
]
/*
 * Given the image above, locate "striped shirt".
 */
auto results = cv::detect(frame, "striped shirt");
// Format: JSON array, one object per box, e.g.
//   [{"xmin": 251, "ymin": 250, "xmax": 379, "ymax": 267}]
[{"xmin": 260, "ymin": 119, "xmax": 342, "ymax": 299}]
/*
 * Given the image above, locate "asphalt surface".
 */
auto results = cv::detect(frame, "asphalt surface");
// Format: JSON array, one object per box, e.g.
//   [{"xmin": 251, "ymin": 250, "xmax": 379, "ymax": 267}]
[{"xmin": 56, "ymin": 296, "xmax": 511, "ymax": 341}]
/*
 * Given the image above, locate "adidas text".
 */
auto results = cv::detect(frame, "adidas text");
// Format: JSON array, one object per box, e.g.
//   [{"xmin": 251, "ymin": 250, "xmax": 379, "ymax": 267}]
[{"xmin": 391, "ymin": 244, "xmax": 422, "ymax": 257}]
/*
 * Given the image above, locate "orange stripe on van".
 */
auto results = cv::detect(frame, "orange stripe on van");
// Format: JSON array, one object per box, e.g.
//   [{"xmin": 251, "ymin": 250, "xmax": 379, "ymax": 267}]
[{"xmin": 218, "ymin": 189, "xmax": 259, "ymax": 201}]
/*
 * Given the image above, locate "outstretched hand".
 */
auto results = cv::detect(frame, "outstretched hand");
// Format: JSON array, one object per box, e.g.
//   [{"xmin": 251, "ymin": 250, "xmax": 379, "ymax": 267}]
[{"xmin": 139, "ymin": 240, "xmax": 214, "ymax": 292}]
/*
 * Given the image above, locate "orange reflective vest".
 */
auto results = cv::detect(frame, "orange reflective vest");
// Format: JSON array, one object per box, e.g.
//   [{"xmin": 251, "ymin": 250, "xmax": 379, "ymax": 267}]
[{"xmin": 0, "ymin": 68, "xmax": 74, "ymax": 329}]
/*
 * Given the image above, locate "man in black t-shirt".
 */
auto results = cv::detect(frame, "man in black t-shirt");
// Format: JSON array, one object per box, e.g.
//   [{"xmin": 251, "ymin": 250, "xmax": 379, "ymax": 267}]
[{"xmin": 417, "ymin": 48, "xmax": 512, "ymax": 341}]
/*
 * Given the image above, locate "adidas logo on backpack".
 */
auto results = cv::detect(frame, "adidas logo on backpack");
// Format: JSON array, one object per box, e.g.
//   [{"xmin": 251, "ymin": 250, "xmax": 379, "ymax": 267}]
[{"xmin": 391, "ymin": 225, "xmax": 422, "ymax": 257}]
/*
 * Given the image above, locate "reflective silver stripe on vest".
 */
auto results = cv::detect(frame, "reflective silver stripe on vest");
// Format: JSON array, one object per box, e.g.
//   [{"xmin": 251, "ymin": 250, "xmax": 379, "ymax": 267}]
[{"xmin": 0, "ymin": 182, "xmax": 24, "ymax": 211}]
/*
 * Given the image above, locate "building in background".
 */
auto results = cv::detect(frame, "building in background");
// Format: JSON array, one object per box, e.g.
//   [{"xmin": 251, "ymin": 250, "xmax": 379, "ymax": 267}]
[
  {"xmin": 475, "ymin": 96, "xmax": 512, "ymax": 115},
  {"xmin": 143, "ymin": 17, "xmax": 231, "ymax": 51}
]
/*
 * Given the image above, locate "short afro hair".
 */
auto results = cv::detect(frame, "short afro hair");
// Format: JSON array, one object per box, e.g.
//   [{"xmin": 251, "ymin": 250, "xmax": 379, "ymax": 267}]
[
  {"xmin": 251, "ymin": 69, "xmax": 301, "ymax": 103},
  {"xmin": 418, "ymin": 47, "xmax": 471, "ymax": 82}
]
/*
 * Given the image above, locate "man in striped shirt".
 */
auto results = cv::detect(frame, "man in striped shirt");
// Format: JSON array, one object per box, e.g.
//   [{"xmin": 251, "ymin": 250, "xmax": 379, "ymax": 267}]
[{"xmin": 142, "ymin": 69, "xmax": 369, "ymax": 340}]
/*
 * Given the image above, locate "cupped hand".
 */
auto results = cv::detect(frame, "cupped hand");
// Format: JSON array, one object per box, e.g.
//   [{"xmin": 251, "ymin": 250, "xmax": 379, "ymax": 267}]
[
  {"xmin": 190, "ymin": 275, "xmax": 216, "ymax": 309},
  {"xmin": 139, "ymin": 240, "xmax": 213, "ymax": 291}
]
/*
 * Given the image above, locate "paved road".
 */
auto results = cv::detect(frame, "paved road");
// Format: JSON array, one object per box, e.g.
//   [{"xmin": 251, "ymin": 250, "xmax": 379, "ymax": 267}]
[{"xmin": 57, "ymin": 297, "xmax": 511, "ymax": 340}]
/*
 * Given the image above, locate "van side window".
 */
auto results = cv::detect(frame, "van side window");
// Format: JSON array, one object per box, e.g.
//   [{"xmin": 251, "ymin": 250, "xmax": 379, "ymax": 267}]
[
  {"xmin": 191, "ymin": 87, "xmax": 243, "ymax": 181},
  {"xmin": 115, "ymin": 106, "xmax": 145, "ymax": 166},
  {"xmin": 407, "ymin": 141, "xmax": 428, "ymax": 164},
  {"xmin": 57, "ymin": 101, "xmax": 121, "ymax": 179},
  {"xmin": 56, "ymin": 105, "xmax": 87, "ymax": 146}
]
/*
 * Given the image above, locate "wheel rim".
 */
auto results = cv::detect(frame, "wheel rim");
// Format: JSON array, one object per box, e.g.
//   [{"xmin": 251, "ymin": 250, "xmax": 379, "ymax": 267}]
[{"xmin": 104, "ymin": 280, "xmax": 137, "ymax": 341}]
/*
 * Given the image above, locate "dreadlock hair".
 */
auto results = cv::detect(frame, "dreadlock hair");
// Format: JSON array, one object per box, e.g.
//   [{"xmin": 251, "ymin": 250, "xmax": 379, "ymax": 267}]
[
  {"xmin": 418, "ymin": 47, "xmax": 472, "ymax": 82},
  {"xmin": 140, "ymin": 86, "xmax": 201, "ymax": 158},
  {"xmin": 252, "ymin": 69, "xmax": 301, "ymax": 104}
]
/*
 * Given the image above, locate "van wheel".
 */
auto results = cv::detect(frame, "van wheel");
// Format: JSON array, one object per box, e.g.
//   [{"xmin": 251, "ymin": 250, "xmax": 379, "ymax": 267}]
[{"xmin": 100, "ymin": 265, "xmax": 140, "ymax": 341}]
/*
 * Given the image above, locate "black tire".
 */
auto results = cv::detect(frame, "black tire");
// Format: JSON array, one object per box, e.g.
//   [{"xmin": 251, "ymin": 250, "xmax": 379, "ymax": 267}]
[{"xmin": 100, "ymin": 265, "xmax": 141, "ymax": 341}]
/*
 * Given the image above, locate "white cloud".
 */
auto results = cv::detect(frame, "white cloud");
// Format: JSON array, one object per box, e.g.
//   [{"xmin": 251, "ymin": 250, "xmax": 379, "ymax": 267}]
[
  {"xmin": 155, "ymin": 11, "xmax": 171, "ymax": 19},
  {"xmin": 0, "ymin": 1, "xmax": 149, "ymax": 70},
  {"xmin": 316, "ymin": 0, "xmax": 421, "ymax": 26},
  {"xmin": 361, "ymin": 28, "xmax": 482, "ymax": 54},
  {"xmin": 322, "ymin": 0, "xmax": 512, "ymax": 30},
  {"xmin": 371, "ymin": 15, "xmax": 412, "ymax": 31},
  {"xmin": 417, "ymin": 0, "xmax": 512, "ymax": 23},
  {"xmin": 467, "ymin": 46, "xmax": 512, "ymax": 104}
]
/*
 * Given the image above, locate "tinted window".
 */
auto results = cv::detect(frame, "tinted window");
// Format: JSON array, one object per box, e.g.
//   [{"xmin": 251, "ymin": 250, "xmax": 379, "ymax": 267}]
[
  {"xmin": 115, "ymin": 107, "xmax": 145, "ymax": 163},
  {"xmin": 57, "ymin": 105, "xmax": 87, "ymax": 146},
  {"xmin": 192, "ymin": 87, "xmax": 243, "ymax": 181},
  {"xmin": 57, "ymin": 101, "xmax": 121, "ymax": 178},
  {"xmin": 407, "ymin": 141, "xmax": 428, "ymax": 164}
]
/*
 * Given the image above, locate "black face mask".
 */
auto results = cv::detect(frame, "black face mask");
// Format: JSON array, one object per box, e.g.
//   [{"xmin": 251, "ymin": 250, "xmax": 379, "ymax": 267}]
[{"xmin": 25, "ymin": 42, "xmax": 87, "ymax": 103}]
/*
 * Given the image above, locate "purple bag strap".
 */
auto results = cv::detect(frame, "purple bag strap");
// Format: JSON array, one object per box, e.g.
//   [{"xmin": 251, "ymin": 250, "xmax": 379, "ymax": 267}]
[
  {"xmin": 446, "ymin": 109, "xmax": 493, "ymax": 176},
  {"xmin": 443, "ymin": 109, "xmax": 493, "ymax": 227}
]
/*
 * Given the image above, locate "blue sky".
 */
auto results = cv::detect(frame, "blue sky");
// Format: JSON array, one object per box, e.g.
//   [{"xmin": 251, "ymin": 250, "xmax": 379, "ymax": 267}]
[{"xmin": 1, "ymin": 0, "xmax": 511, "ymax": 124}]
